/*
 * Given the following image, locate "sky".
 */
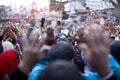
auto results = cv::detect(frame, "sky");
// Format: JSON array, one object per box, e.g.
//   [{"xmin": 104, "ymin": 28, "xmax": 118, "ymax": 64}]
[
  {"xmin": 0, "ymin": 0, "xmax": 50, "ymax": 10},
  {"xmin": 0, "ymin": 0, "xmax": 113, "ymax": 11},
  {"xmin": 0, "ymin": 0, "xmax": 103, "ymax": 6},
  {"xmin": 0, "ymin": 0, "xmax": 32, "ymax": 6}
]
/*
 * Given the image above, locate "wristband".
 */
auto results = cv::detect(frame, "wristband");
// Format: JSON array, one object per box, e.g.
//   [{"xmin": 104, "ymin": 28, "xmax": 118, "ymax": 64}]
[{"xmin": 101, "ymin": 70, "xmax": 114, "ymax": 80}]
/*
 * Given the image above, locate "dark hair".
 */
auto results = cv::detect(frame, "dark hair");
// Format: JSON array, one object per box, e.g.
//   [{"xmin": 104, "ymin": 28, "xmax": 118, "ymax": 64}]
[
  {"xmin": 30, "ymin": 19, "xmax": 35, "ymax": 27},
  {"xmin": 57, "ymin": 21, "xmax": 61, "ymax": 26},
  {"xmin": 110, "ymin": 41, "xmax": 120, "ymax": 64},
  {"xmin": 45, "ymin": 27, "xmax": 56, "ymax": 46},
  {"xmin": 41, "ymin": 18, "xmax": 45, "ymax": 27},
  {"xmin": 38, "ymin": 60, "xmax": 83, "ymax": 80},
  {"xmin": 48, "ymin": 42, "xmax": 74, "ymax": 62}
]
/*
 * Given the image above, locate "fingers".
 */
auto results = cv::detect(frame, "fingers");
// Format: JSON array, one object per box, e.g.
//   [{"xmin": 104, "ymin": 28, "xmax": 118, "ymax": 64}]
[
  {"xmin": 23, "ymin": 30, "xmax": 41, "ymax": 53},
  {"xmin": 110, "ymin": 0, "xmax": 118, "ymax": 7},
  {"xmin": 80, "ymin": 25, "xmax": 110, "ymax": 54},
  {"xmin": 16, "ymin": 44, "xmax": 22, "ymax": 56},
  {"xmin": 102, "ymin": 31, "xmax": 110, "ymax": 48},
  {"xmin": 40, "ymin": 45, "xmax": 51, "ymax": 53},
  {"xmin": 117, "ymin": 0, "xmax": 120, "ymax": 4},
  {"xmin": 83, "ymin": 27, "xmax": 96, "ymax": 47},
  {"xmin": 22, "ymin": 34, "xmax": 29, "ymax": 47},
  {"xmin": 80, "ymin": 43, "xmax": 90, "ymax": 54},
  {"xmin": 29, "ymin": 31, "xmax": 40, "ymax": 46}
]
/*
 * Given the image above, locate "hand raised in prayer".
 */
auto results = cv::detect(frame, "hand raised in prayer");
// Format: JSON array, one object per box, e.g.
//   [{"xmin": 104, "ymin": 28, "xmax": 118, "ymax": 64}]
[
  {"xmin": 80, "ymin": 26, "xmax": 111, "ymax": 77},
  {"xmin": 18, "ymin": 31, "xmax": 45, "ymax": 75},
  {"xmin": 111, "ymin": 0, "xmax": 120, "ymax": 18}
]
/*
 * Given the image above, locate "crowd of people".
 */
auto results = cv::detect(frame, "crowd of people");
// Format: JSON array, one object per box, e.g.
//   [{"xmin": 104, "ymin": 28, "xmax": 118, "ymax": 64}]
[{"xmin": 0, "ymin": 0, "xmax": 120, "ymax": 80}]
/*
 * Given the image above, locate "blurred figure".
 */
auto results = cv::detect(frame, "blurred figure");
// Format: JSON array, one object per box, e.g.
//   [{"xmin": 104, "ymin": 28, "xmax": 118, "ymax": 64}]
[
  {"xmin": 56, "ymin": 21, "xmax": 63, "ymax": 33},
  {"xmin": 41, "ymin": 18, "xmax": 45, "ymax": 28},
  {"xmin": 2, "ymin": 41, "xmax": 14, "ymax": 51},
  {"xmin": 29, "ymin": 42, "xmax": 75, "ymax": 80},
  {"xmin": 0, "ymin": 30, "xmax": 3, "ymax": 54},
  {"xmin": 0, "ymin": 50, "xmax": 19, "ymax": 80},
  {"xmin": 27, "ymin": 19, "xmax": 36, "ymax": 38},
  {"xmin": 110, "ymin": 41, "xmax": 120, "ymax": 64},
  {"xmin": 38, "ymin": 60, "xmax": 83, "ymax": 80},
  {"xmin": 45, "ymin": 27, "xmax": 56, "ymax": 46}
]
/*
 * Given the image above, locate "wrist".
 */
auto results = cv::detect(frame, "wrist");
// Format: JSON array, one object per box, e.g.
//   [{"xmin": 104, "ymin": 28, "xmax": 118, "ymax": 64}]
[
  {"xmin": 100, "ymin": 70, "xmax": 114, "ymax": 80},
  {"xmin": 18, "ymin": 61, "xmax": 32, "ymax": 75},
  {"xmin": 98, "ymin": 67, "xmax": 112, "ymax": 78}
]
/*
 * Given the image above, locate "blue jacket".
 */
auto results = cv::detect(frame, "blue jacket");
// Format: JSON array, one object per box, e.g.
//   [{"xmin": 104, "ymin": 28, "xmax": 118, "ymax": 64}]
[
  {"xmin": 82, "ymin": 55, "xmax": 120, "ymax": 80},
  {"xmin": 28, "ymin": 55, "xmax": 120, "ymax": 80},
  {"xmin": 28, "ymin": 53, "xmax": 48, "ymax": 80}
]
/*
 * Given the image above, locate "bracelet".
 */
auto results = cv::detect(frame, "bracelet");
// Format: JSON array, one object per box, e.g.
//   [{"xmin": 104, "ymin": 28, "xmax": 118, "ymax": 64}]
[{"xmin": 101, "ymin": 70, "xmax": 114, "ymax": 80}]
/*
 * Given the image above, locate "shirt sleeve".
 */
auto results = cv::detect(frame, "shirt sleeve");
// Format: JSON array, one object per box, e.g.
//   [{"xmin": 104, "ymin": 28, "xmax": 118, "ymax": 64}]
[{"xmin": 4, "ymin": 68, "xmax": 27, "ymax": 80}]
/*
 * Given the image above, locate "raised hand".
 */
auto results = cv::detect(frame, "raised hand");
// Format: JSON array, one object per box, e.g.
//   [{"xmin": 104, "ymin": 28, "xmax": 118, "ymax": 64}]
[
  {"xmin": 2, "ymin": 24, "xmax": 11, "ymax": 36},
  {"xmin": 80, "ymin": 26, "xmax": 111, "ymax": 77},
  {"xmin": 18, "ymin": 31, "xmax": 44, "ymax": 75},
  {"xmin": 111, "ymin": 0, "xmax": 120, "ymax": 18}
]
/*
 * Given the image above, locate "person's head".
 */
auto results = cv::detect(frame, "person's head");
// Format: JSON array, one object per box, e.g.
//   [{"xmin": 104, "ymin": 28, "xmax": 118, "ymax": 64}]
[
  {"xmin": 110, "ymin": 41, "xmax": 120, "ymax": 64},
  {"xmin": 48, "ymin": 42, "xmax": 75, "ymax": 62},
  {"xmin": 0, "ymin": 50, "xmax": 19, "ymax": 80},
  {"xmin": 45, "ymin": 27, "xmax": 56, "ymax": 46},
  {"xmin": 30, "ymin": 19, "xmax": 36, "ymax": 27},
  {"xmin": 110, "ymin": 27, "xmax": 116, "ymax": 35},
  {"xmin": 39, "ymin": 31, "xmax": 47, "ymax": 47},
  {"xmin": 38, "ymin": 60, "xmax": 83, "ymax": 80},
  {"xmin": 2, "ymin": 41, "xmax": 14, "ymax": 51},
  {"xmin": 41, "ymin": 18, "xmax": 45, "ymax": 27},
  {"xmin": 57, "ymin": 21, "xmax": 61, "ymax": 26}
]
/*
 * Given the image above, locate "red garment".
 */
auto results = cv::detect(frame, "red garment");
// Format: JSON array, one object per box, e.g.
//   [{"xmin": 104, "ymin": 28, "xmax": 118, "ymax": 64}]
[{"xmin": 0, "ymin": 50, "xmax": 19, "ymax": 80}]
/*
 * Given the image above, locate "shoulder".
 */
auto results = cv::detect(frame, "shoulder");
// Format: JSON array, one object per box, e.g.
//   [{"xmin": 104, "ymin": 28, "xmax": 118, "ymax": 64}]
[
  {"xmin": 81, "ymin": 72, "xmax": 98, "ymax": 80},
  {"xmin": 108, "ymin": 55, "xmax": 120, "ymax": 68},
  {"xmin": 28, "ymin": 63, "xmax": 46, "ymax": 80}
]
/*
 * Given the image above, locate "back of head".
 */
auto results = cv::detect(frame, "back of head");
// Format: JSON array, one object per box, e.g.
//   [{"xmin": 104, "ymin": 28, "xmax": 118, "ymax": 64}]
[
  {"xmin": 38, "ymin": 60, "xmax": 83, "ymax": 80},
  {"xmin": 30, "ymin": 19, "xmax": 35, "ymax": 27},
  {"xmin": 0, "ymin": 50, "xmax": 19, "ymax": 80},
  {"xmin": 2, "ymin": 42, "xmax": 14, "ymax": 51},
  {"xmin": 57, "ymin": 21, "xmax": 61, "ymax": 26},
  {"xmin": 110, "ymin": 41, "xmax": 120, "ymax": 64},
  {"xmin": 41, "ymin": 18, "xmax": 45, "ymax": 27},
  {"xmin": 48, "ymin": 42, "xmax": 74, "ymax": 62},
  {"xmin": 45, "ymin": 27, "xmax": 56, "ymax": 46}
]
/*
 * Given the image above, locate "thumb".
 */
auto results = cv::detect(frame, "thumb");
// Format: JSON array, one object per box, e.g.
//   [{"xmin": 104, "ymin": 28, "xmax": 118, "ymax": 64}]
[
  {"xmin": 80, "ymin": 43, "xmax": 91, "ymax": 59},
  {"xmin": 37, "ymin": 45, "xmax": 51, "ymax": 60},
  {"xmin": 110, "ymin": 0, "xmax": 117, "ymax": 7},
  {"xmin": 40, "ymin": 45, "xmax": 51, "ymax": 53}
]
